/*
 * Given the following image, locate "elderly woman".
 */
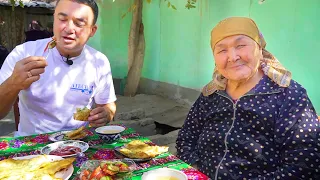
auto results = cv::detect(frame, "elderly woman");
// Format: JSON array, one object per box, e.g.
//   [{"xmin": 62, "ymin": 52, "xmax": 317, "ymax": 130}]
[{"xmin": 176, "ymin": 17, "xmax": 320, "ymax": 180}]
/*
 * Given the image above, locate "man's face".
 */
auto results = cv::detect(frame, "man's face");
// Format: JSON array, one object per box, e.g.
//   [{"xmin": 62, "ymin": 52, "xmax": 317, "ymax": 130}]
[
  {"xmin": 53, "ymin": 0, "xmax": 97, "ymax": 56},
  {"xmin": 213, "ymin": 35, "xmax": 262, "ymax": 82}
]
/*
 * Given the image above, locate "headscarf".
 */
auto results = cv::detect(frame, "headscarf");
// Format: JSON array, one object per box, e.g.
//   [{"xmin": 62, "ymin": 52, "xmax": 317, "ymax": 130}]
[{"xmin": 202, "ymin": 17, "xmax": 292, "ymax": 96}]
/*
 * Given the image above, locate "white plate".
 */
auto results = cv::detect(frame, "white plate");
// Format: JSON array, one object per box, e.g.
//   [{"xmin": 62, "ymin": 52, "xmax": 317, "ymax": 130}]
[
  {"xmin": 13, "ymin": 155, "xmax": 74, "ymax": 180},
  {"xmin": 142, "ymin": 168, "xmax": 188, "ymax": 180},
  {"xmin": 41, "ymin": 140, "xmax": 89, "ymax": 158},
  {"xmin": 49, "ymin": 131, "xmax": 88, "ymax": 142},
  {"xmin": 95, "ymin": 125, "xmax": 125, "ymax": 134}
]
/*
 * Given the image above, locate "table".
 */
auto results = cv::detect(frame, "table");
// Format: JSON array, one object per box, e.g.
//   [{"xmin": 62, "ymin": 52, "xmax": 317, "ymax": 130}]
[{"xmin": 0, "ymin": 125, "xmax": 208, "ymax": 180}]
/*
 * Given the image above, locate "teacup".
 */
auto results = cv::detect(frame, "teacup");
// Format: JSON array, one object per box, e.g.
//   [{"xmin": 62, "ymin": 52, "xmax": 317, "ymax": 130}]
[{"xmin": 95, "ymin": 125, "xmax": 125, "ymax": 143}]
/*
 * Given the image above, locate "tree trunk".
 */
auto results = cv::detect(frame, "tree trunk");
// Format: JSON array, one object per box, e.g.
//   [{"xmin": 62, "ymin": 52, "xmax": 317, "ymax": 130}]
[
  {"xmin": 127, "ymin": 0, "xmax": 143, "ymax": 70},
  {"xmin": 124, "ymin": 22, "xmax": 145, "ymax": 96},
  {"xmin": 124, "ymin": 0, "xmax": 145, "ymax": 96}
]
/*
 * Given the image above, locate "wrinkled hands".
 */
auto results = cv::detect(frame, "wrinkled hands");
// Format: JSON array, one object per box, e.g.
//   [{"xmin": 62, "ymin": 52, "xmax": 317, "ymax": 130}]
[
  {"xmin": 9, "ymin": 56, "xmax": 47, "ymax": 90},
  {"xmin": 88, "ymin": 106, "xmax": 113, "ymax": 127}
]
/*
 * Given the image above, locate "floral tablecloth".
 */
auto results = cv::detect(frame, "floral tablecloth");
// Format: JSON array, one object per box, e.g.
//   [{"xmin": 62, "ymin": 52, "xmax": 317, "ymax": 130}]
[{"xmin": 0, "ymin": 125, "xmax": 208, "ymax": 180}]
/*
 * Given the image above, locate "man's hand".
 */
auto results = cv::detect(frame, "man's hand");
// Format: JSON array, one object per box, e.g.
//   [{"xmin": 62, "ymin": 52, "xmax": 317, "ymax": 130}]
[
  {"xmin": 8, "ymin": 56, "xmax": 47, "ymax": 90},
  {"xmin": 88, "ymin": 102, "xmax": 116, "ymax": 127},
  {"xmin": 0, "ymin": 56, "xmax": 47, "ymax": 119}
]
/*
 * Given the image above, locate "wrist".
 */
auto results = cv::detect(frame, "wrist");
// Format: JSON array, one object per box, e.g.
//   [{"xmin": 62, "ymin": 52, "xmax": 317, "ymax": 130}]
[{"xmin": 6, "ymin": 76, "xmax": 22, "ymax": 92}]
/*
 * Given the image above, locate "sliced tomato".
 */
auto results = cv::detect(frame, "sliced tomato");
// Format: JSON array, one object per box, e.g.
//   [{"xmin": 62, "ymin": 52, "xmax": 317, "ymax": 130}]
[
  {"xmin": 98, "ymin": 170, "xmax": 108, "ymax": 179},
  {"xmin": 119, "ymin": 164, "xmax": 129, "ymax": 172},
  {"xmin": 81, "ymin": 176, "xmax": 88, "ymax": 180},
  {"xmin": 89, "ymin": 166, "xmax": 103, "ymax": 180},
  {"xmin": 114, "ymin": 161, "xmax": 127, "ymax": 167},
  {"xmin": 102, "ymin": 167, "xmax": 117, "ymax": 176},
  {"xmin": 83, "ymin": 170, "xmax": 90, "ymax": 177}
]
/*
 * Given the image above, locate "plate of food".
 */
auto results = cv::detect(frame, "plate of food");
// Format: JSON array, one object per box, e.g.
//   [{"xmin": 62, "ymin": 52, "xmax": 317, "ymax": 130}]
[
  {"xmin": 41, "ymin": 140, "xmax": 89, "ymax": 158},
  {"xmin": 76, "ymin": 159, "xmax": 136, "ymax": 180},
  {"xmin": 114, "ymin": 140, "xmax": 169, "ymax": 162},
  {"xmin": 0, "ymin": 154, "xmax": 75, "ymax": 180},
  {"xmin": 49, "ymin": 126, "xmax": 89, "ymax": 142}
]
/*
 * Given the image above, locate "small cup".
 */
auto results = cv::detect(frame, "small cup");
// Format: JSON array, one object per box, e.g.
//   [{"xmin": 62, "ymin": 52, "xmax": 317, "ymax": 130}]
[{"xmin": 95, "ymin": 125, "xmax": 125, "ymax": 144}]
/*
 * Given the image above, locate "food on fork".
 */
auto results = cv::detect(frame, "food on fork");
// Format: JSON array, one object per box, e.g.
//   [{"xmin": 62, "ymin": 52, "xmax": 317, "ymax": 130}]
[{"xmin": 73, "ymin": 107, "xmax": 91, "ymax": 121}]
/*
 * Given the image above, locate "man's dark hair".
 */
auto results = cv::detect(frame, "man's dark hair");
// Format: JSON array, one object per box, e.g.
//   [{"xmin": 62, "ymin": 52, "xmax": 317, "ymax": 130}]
[{"xmin": 55, "ymin": 0, "xmax": 99, "ymax": 25}]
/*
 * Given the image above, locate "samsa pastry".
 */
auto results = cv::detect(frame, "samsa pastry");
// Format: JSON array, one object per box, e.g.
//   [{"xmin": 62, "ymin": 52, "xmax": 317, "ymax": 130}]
[
  {"xmin": 73, "ymin": 107, "xmax": 91, "ymax": 121},
  {"xmin": 65, "ymin": 126, "xmax": 87, "ymax": 140}
]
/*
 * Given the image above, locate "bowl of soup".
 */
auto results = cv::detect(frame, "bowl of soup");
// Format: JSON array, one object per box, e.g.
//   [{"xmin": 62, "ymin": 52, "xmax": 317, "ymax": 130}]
[
  {"xmin": 142, "ymin": 168, "xmax": 188, "ymax": 180},
  {"xmin": 95, "ymin": 125, "xmax": 125, "ymax": 143}
]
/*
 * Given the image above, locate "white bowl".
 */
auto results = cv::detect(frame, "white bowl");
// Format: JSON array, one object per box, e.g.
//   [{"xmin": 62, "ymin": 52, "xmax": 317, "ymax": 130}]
[
  {"xmin": 95, "ymin": 125, "xmax": 125, "ymax": 135},
  {"xmin": 142, "ymin": 168, "xmax": 188, "ymax": 180}
]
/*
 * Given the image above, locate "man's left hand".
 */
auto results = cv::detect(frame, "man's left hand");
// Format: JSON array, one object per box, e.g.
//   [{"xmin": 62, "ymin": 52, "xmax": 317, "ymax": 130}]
[{"xmin": 88, "ymin": 103, "xmax": 116, "ymax": 127}]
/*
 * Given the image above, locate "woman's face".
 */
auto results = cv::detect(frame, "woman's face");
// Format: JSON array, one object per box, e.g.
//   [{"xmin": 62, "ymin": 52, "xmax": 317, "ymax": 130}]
[{"xmin": 213, "ymin": 35, "xmax": 262, "ymax": 82}]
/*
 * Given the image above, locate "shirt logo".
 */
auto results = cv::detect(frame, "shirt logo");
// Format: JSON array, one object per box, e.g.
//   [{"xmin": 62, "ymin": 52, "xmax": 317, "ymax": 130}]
[{"xmin": 70, "ymin": 84, "xmax": 93, "ymax": 95}]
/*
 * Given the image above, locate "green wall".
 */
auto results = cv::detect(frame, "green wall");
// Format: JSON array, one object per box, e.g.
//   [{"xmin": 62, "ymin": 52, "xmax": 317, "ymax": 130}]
[
  {"xmin": 89, "ymin": 0, "xmax": 320, "ymax": 112},
  {"xmin": 88, "ymin": 0, "xmax": 132, "ymax": 78}
]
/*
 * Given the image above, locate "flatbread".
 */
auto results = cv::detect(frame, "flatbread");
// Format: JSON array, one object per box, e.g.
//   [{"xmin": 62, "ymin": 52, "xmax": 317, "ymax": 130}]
[
  {"xmin": 119, "ymin": 140, "xmax": 169, "ymax": 159},
  {"xmin": 0, "ymin": 155, "xmax": 75, "ymax": 180}
]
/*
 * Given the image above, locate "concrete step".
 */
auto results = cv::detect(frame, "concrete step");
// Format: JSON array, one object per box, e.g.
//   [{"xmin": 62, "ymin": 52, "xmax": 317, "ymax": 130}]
[
  {"xmin": 150, "ymin": 106, "xmax": 188, "ymax": 128},
  {"xmin": 0, "ymin": 109, "xmax": 15, "ymax": 137},
  {"xmin": 116, "ymin": 94, "xmax": 186, "ymax": 117},
  {"xmin": 147, "ymin": 129, "xmax": 179, "ymax": 146},
  {"xmin": 115, "ymin": 108, "xmax": 146, "ymax": 121},
  {"xmin": 111, "ymin": 118, "xmax": 156, "ymax": 136}
]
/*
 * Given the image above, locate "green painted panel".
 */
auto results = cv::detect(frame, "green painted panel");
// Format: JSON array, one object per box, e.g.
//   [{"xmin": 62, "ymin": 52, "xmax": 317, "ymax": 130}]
[
  {"xmin": 141, "ymin": 1, "xmax": 161, "ymax": 81},
  {"xmin": 249, "ymin": 0, "xmax": 320, "ymax": 113},
  {"xmin": 89, "ymin": 1, "xmax": 132, "ymax": 78}
]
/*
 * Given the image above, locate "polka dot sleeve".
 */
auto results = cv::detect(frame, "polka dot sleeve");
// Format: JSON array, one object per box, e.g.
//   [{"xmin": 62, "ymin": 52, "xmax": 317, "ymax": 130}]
[
  {"xmin": 176, "ymin": 94, "xmax": 209, "ymax": 165},
  {"xmin": 258, "ymin": 87, "xmax": 320, "ymax": 179}
]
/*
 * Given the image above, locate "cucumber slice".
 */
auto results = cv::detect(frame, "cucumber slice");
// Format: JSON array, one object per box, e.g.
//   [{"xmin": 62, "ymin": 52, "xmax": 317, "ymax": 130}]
[
  {"xmin": 107, "ymin": 164, "xmax": 120, "ymax": 172},
  {"xmin": 100, "ymin": 176, "xmax": 112, "ymax": 180}
]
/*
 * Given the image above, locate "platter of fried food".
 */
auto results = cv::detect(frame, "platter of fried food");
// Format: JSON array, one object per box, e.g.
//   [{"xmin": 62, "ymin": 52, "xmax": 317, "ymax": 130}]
[
  {"xmin": 49, "ymin": 126, "xmax": 88, "ymax": 142},
  {"xmin": 0, "ymin": 154, "xmax": 75, "ymax": 180},
  {"xmin": 114, "ymin": 140, "xmax": 169, "ymax": 162}
]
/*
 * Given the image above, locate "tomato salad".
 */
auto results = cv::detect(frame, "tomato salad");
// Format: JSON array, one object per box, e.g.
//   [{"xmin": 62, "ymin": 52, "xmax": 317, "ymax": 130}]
[{"xmin": 80, "ymin": 161, "xmax": 131, "ymax": 180}]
